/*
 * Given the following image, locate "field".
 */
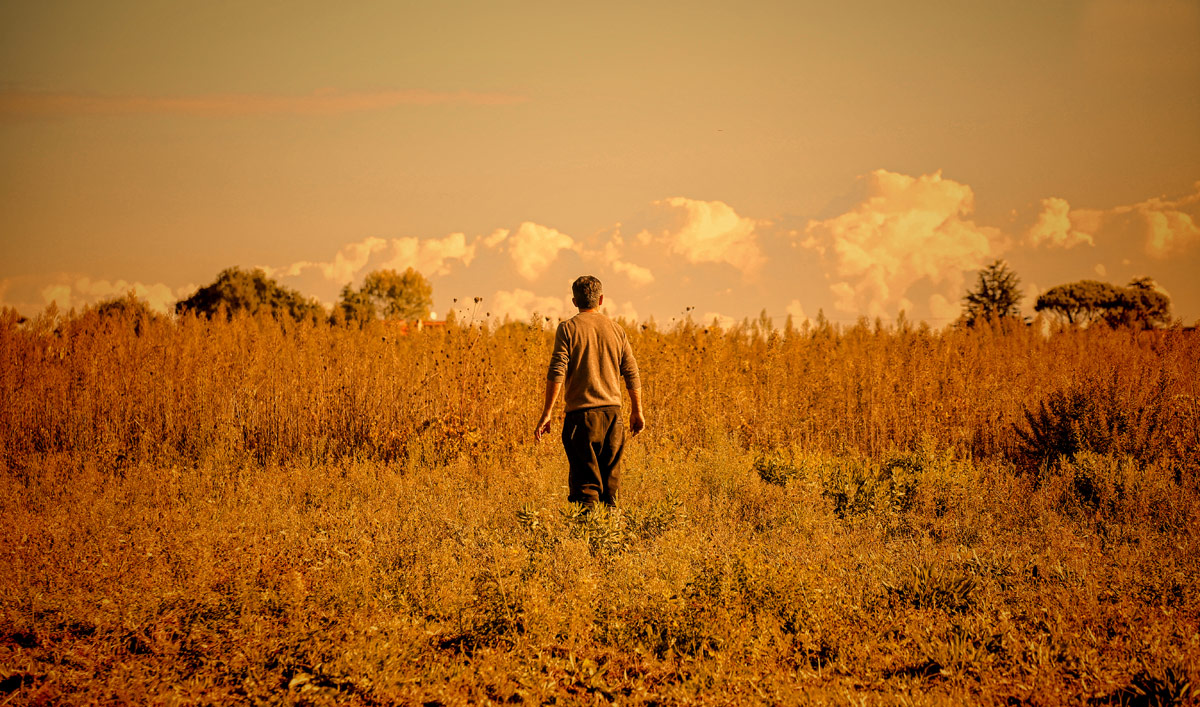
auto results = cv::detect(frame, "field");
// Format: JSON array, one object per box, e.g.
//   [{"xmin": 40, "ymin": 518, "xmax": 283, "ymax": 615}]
[{"xmin": 2, "ymin": 307, "xmax": 1199, "ymax": 705}]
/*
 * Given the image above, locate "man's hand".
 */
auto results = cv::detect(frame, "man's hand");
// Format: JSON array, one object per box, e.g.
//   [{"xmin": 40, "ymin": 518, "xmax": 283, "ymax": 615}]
[
  {"xmin": 534, "ymin": 414, "xmax": 552, "ymax": 442},
  {"xmin": 629, "ymin": 409, "xmax": 645, "ymax": 437},
  {"xmin": 535, "ymin": 380, "xmax": 563, "ymax": 442},
  {"xmin": 628, "ymin": 386, "xmax": 645, "ymax": 438}
]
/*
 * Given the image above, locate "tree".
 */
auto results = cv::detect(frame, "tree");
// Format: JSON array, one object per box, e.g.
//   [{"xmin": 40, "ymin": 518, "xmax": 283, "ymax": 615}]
[
  {"xmin": 175, "ymin": 267, "xmax": 324, "ymax": 323},
  {"xmin": 961, "ymin": 259, "xmax": 1023, "ymax": 326},
  {"xmin": 1034, "ymin": 277, "xmax": 1172, "ymax": 328},
  {"xmin": 1106, "ymin": 277, "xmax": 1171, "ymax": 328},
  {"xmin": 86, "ymin": 292, "xmax": 162, "ymax": 335},
  {"xmin": 1033, "ymin": 280, "xmax": 1116, "ymax": 325},
  {"xmin": 334, "ymin": 284, "xmax": 376, "ymax": 326},
  {"xmin": 338, "ymin": 268, "xmax": 433, "ymax": 323}
]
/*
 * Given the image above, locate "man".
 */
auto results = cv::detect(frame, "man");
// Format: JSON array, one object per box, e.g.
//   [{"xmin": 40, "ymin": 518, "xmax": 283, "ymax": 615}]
[{"xmin": 535, "ymin": 276, "xmax": 644, "ymax": 507}]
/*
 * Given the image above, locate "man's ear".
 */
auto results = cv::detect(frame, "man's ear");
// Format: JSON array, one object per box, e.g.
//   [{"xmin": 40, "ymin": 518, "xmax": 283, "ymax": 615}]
[
  {"xmin": 598, "ymin": 294, "xmax": 604, "ymax": 307},
  {"xmin": 571, "ymin": 296, "xmax": 578, "ymax": 308}
]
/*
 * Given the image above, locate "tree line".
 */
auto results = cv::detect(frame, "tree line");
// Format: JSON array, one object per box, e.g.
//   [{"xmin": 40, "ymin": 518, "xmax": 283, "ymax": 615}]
[
  {"xmin": 76, "ymin": 260, "xmax": 1175, "ymax": 330},
  {"xmin": 960, "ymin": 260, "xmax": 1174, "ymax": 329},
  {"xmin": 172, "ymin": 266, "xmax": 434, "ymax": 325}
]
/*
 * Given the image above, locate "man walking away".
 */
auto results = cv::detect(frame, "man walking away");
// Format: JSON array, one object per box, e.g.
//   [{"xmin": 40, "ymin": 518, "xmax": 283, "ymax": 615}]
[{"xmin": 535, "ymin": 276, "xmax": 645, "ymax": 507}]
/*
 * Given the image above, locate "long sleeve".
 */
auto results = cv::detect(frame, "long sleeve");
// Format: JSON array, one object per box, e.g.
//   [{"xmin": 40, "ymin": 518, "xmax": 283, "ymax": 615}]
[
  {"xmin": 547, "ymin": 322, "xmax": 570, "ymax": 382},
  {"xmin": 619, "ymin": 333, "xmax": 640, "ymax": 390}
]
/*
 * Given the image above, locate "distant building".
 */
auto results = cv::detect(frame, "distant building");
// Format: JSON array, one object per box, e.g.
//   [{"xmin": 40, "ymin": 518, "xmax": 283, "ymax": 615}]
[{"xmin": 380, "ymin": 318, "xmax": 448, "ymax": 335}]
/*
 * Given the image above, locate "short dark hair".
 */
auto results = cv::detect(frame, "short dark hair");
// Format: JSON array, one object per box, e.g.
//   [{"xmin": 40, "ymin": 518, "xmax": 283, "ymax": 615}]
[{"xmin": 572, "ymin": 275, "xmax": 603, "ymax": 309}]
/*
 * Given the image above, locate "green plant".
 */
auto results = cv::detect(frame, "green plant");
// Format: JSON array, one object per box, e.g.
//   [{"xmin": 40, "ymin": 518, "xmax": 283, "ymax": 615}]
[
  {"xmin": 886, "ymin": 561, "xmax": 979, "ymax": 612},
  {"xmin": 1014, "ymin": 371, "xmax": 1171, "ymax": 472},
  {"xmin": 754, "ymin": 453, "xmax": 799, "ymax": 486}
]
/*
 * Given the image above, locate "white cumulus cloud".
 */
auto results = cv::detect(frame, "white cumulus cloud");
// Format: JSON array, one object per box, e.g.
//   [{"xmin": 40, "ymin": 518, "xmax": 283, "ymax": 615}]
[
  {"xmin": 508, "ymin": 222, "xmax": 575, "ymax": 281},
  {"xmin": 657, "ymin": 197, "xmax": 764, "ymax": 275},
  {"xmin": 489, "ymin": 288, "xmax": 571, "ymax": 323},
  {"xmin": 612, "ymin": 260, "xmax": 654, "ymax": 286},
  {"xmin": 382, "ymin": 232, "xmax": 477, "ymax": 276},
  {"xmin": 1028, "ymin": 197, "xmax": 1095, "ymax": 248},
  {"xmin": 804, "ymin": 169, "xmax": 1001, "ymax": 317},
  {"xmin": 268, "ymin": 232, "xmax": 476, "ymax": 284},
  {"xmin": 33, "ymin": 276, "xmax": 192, "ymax": 313},
  {"xmin": 1143, "ymin": 206, "xmax": 1199, "ymax": 258},
  {"xmin": 1062, "ymin": 182, "xmax": 1200, "ymax": 258}
]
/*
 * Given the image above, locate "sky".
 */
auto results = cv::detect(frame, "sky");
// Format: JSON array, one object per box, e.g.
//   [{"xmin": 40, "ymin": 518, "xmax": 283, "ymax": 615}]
[{"xmin": 1, "ymin": 0, "xmax": 1198, "ymax": 327}]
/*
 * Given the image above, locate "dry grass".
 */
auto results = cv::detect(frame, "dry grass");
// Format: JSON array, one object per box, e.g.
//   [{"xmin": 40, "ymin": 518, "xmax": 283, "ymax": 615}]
[{"xmin": 1, "ymin": 307, "xmax": 1198, "ymax": 704}]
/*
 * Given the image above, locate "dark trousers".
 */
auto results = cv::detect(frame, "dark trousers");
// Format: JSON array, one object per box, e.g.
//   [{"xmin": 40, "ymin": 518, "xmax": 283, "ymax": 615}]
[{"xmin": 562, "ymin": 405, "xmax": 624, "ymax": 507}]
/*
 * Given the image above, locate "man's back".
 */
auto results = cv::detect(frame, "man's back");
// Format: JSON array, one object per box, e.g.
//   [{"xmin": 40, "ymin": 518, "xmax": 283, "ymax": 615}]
[
  {"xmin": 547, "ymin": 311, "xmax": 640, "ymax": 413},
  {"xmin": 534, "ymin": 275, "xmax": 644, "ymax": 507}
]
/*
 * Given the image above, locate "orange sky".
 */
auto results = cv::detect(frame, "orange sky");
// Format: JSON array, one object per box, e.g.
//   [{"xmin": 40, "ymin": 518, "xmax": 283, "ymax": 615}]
[{"xmin": 2, "ymin": 0, "xmax": 1198, "ymax": 325}]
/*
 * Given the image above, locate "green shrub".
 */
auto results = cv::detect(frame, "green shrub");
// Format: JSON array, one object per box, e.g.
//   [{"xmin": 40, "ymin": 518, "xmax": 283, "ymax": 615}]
[
  {"xmin": 820, "ymin": 453, "xmax": 925, "ymax": 519},
  {"xmin": 886, "ymin": 561, "xmax": 979, "ymax": 612},
  {"xmin": 1014, "ymin": 371, "xmax": 1171, "ymax": 472},
  {"xmin": 754, "ymin": 453, "xmax": 800, "ymax": 486}
]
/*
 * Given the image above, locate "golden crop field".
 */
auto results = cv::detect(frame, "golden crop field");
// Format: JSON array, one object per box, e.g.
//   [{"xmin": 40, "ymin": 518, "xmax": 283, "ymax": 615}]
[{"xmin": 1, "ymin": 306, "xmax": 1198, "ymax": 705}]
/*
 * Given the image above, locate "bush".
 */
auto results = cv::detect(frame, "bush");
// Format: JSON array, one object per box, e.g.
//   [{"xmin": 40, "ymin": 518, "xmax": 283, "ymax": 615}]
[
  {"xmin": 820, "ymin": 453, "xmax": 925, "ymax": 519},
  {"xmin": 1013, "ymin": 371, "xmax": 1171, "ymax": 472},
  {"xmin": 754, "ymin": 453, "xmax": 800, "ymax": 486}
]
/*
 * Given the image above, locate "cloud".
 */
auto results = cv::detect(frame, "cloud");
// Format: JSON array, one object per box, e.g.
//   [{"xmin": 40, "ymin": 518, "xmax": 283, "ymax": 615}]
[
  {"xmin": 804, "ymin": 169, "xmax": 1001, "ymax": 317},
  {"xmin": 508, "ymin": 222, "xmax": 575, "ymax": 280},
  {"xmin": 603, "ymin": 299, "xmax": 640, "ymax": 322},
  {"xmin": 1043, "ymin": 182, "xmax": 1200, "ymax": 258},
  {"xmin": 612, "ymin": 260, "xmax": 654, "ymax": 286},
  {"xmin": 655, "ymin": 197, "xmax": 764, "ymax": 275},
  {"xmin": 382, "ymin": 232, "xmax": 477, "ymax": 276},
  {"xmin": 0, "ymin": 88, "xmax": 527, "ymax": 119},
  {"xmin": 1028, "ymin": 197, "xmax": 1094, "ymax": 248},
  {"xmin": 928, "ymin": 294, "xmax": 961, "ymax": 322},
  {"xmin": 488, "ymin": 288, "xmax": 570, "ymax": 323},
  {"xmin": 267, "ymin": 237, "xmax": 389, "ymax": 281},
  {"xmin": 268, "ymin": 232, "xmax": 476, "ymax": 284},
  {"xmin": 702, "ymin": 312, "xmax": 738, "ymax": 330},
  {"xmin": 785, "ymin": 299, "xmax": 810, "ymax": 326},
  {"xmin": 483, "ymin": 229, "xmax": 510, "ymax": 248},
  {"xmin": 1143, "ymin": 205, "xmax": 1199, "ymax": 258},
  {"xmin": 573, "ymin": 229, "xmax": 654, "ymax": 286},
  {"xmin": 1, "ymin": 275, "xmax": 195, "ymax": 314}
]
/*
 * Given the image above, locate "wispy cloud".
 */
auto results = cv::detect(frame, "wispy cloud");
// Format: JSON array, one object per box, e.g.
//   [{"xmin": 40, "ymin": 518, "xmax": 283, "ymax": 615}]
[
  {"xmin": 264, "ymin": 232, "xmax": 478, "ymax": 285},
  {"xmin": 1030, "ymin": 182, "xmax": 1200, "ymax": 258},
  {"xmin": 0, "ymin": 88, "xmax": 527, "ymax": 119},
  {"xmin": 0, "ymin": 274, "xmax": 196, "ymax": 314}
]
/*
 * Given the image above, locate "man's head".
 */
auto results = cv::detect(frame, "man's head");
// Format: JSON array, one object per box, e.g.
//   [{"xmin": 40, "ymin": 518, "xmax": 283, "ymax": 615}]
[{"xmin": 571, "ymin": 275, "xmax": 603, "ymax": 310}]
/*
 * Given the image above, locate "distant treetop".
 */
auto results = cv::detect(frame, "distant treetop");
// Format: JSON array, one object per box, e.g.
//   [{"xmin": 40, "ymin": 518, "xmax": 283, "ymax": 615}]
[
  {"xmin": 175, "ymin": 267, "xmax": 324, "ymax": 323},
  {"xmin": 1034, "ymin": 277, "xmax": 1172, "ymax": 328},
  {"xmin": 335, "ymin": 267, "xmax": 433, "ymax": 326},
  {"xmin": 961, "ymin": 260, "xmax": 1023, "ymax": 327}
]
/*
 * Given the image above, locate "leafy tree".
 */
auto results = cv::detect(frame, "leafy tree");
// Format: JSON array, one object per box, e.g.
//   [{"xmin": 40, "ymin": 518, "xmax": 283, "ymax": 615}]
[
  {"xmin": 1106, "ymin": 277, "xmax": 1171, "ymax": 328},
  {"xmin": 1035, "ymin": 277, "xmax": 1172, "ymax": 328},
  {"xmin": 338, "ymin": 268, "xmax": 433, "ymax": 323},
  {"xmin": 961, "ymin": 260, "xmax": 1023, "ymax": 326},
  {"xmin": 334, "ymin": 284, "xmax": 376, "ymax": 326},
  {"xmin": 175, "ymin": 267, "xmax": 324, "ymax": 323},
  {"xmin": 86, "ymin": 292, "xmax": 162, "ymax": 335},
  {"xmin": 1034, "ymin": 280, "xmax": 1114, "ymax": 325}
]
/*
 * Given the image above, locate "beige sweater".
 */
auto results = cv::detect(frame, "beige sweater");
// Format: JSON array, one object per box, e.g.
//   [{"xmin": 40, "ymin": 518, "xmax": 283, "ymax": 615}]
[{"xmin": 547, "ymin": 311, "xmax": 640, "ymax": 412}]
